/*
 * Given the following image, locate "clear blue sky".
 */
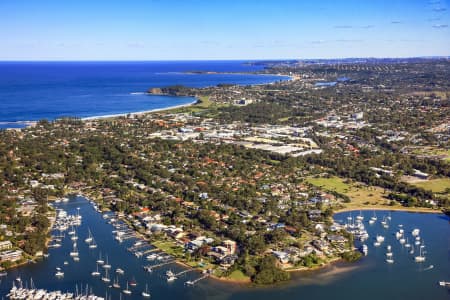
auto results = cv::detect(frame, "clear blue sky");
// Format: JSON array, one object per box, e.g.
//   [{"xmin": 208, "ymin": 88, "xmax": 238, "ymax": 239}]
[{"xmin": 0, "ymin": 0, "xmax": 449, "ymax": 60}]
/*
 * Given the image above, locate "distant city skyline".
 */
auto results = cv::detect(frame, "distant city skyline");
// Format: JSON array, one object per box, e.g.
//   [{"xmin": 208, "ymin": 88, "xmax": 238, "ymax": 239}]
[{"xmin": 1, "ymin": 0, "xmax": 449, "ymax": 60}]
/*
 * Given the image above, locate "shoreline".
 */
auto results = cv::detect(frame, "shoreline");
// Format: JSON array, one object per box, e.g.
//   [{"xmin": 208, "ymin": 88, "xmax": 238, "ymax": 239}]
[
  {"xmin": 73, "ymin": 193, "xmax": 443, "ymax": 287},
  {"xmin": 285, "ymin": 257, "xmax": 343, "ymax": 273},
  {"xmin": 334, "ymin": 205, "xmax": 442, "ymax": 214},
  {"xmin": 81, "ymin": 98, "xmax": 199, "ymax": 121}
]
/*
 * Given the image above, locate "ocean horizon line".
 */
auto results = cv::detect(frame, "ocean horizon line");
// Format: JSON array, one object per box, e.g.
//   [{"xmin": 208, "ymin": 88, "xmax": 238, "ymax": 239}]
[{"xmin": 0, "ymin": 56, "xmax": 449, "ymax": 63}]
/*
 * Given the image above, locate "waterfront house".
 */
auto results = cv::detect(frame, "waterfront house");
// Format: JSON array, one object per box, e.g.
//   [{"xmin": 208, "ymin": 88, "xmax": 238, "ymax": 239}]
[
  {"xmin": 312, "ymin": 239, "xmax": 329, "ymax": 251},
  {"xmin": 185, "ymin": 236, "xmax": 214, "ymax": 252},
  {"xmin": 272, "ymin": 250, "xmax": 290, "ymax": 264},
  {"xmin": 219, "ymin": 254, "xmax": 238, "ymax": 267},
  {"xmin": 0, "ymin": 250, "xmax": 23, "ymax": 262},
  {"xmin": 413, "ymin": 169, "xmax": 429, "ymax": 179},
  {"xmin": 222, "ymin": 240, "xmax": 237, "ymax": 255},
  {"xmin": 308, "ymin": 209, "xmax": 322, "ymax": 220},
  {"xmin": 327, "ymin": 235, "xmax": 347, "ymax": 244},
  {"xmin": 0, "ymin": 241, "xmax": 12, "ymax": 251}
]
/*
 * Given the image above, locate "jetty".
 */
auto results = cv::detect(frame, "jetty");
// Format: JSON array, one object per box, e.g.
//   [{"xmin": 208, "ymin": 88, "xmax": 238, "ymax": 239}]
[
  {"xmin": 142, "ymin": 248, "xmax": 161, "ymax": 255},
  {"xmin": 127, "ymin": 244, "xmax": 150, "ymax": 252},
  {"xmin": 185, "ymin": 274, "xmax": 210, "ymax": 286},
  {"xmin": 143, "ymin": 260, "xmax": 175, "ymax": 272},
  {"xmin": 174, "ymin": 269, "xmax": 195, "ymax": 277}
]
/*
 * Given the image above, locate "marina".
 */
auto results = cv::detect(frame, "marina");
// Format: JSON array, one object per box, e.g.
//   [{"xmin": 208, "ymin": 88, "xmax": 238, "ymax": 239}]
[
  {"xmin": 8, "ymin": 286, "xmax": 104, "ymax": 300},
  {"xmin": 0, "ymin": 197, "xmax": 448, "ymax": 300}
]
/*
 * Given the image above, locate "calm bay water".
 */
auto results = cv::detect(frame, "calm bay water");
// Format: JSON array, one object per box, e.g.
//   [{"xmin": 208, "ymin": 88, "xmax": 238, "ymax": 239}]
[
  {"xmin": 0, "ymin": 198, "xmax": 448, "ymax": 299},
  {"xmin": 0, "ymin": 61, "xmax": 288, "ymax": 128}
]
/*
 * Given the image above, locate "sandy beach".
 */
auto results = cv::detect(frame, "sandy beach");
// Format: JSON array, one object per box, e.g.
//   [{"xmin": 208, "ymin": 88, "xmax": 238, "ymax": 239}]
[{"xmin": 81, "ymin": 98, "xmax": 199, "ymax": 121}]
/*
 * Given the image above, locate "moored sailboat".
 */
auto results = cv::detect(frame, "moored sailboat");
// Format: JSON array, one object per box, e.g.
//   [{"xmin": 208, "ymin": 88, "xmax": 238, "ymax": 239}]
[
  {"xmin": 85, "ymin": 228, "xmax": 93, "ymax": 243},
  {"xmin": 89, "ymin": 237, "xmax": 98, "ymax": 249},
  {"xmin": 414, "ymin": 246, "xmax": 426, "ymax": 262},
  {"xmin": 142, "ymin": 284, "xmax": 151, "ymax": 298},
  {"xmin": 101, "ymin": 269, "xmax": 111, "ymax": 283},
  {"xmin": 112, "ymin": 277, "xmax": 121, "ymax": 289},
  {"xmin": 97, "ymin": 252, "xmax": 104, "ymax": 265},
  {"xmin": 69, "ymin": 243, "xmax": 79, "ymax": 257},
  {"xmin": 123, "ymin": 282, "xmax": 132, "ymax": 295},
  {"xmin": 92, "ymin": 264, "xmax": 101, "ymax": 277},
  {"xmin": 103, "ymin": 255, "xmax": 111, "ymax": 269}
]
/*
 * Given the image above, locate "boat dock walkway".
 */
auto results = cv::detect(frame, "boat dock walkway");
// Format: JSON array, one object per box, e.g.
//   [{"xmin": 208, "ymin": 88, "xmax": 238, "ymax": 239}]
[
  {"xmin": 185, "ymin": 274, "xmax": 209, "ymax": 286},
  {"xmin": 118, "ymin": 234, "xmax": 135, "ymax": 241},
  {"xmin": 175, "ymin": 269, "xmax": 194, "ymax": 277},
  {"xmin": 127, "ymin": 244, "xmax": 151, "ymax": 252},
  {"xmin": 143, "ymin": 248, "xmax": 161, "ymax": 254},
  {"xmin": 143, "ymin": 260, "xmax": 175, "ymax": 272}
]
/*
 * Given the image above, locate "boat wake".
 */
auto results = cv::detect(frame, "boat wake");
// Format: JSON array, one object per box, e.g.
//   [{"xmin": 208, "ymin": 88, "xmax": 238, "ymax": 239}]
[
  {"xmin": 423, "ymin": 265, "xmax": 434, "ymax": 271},
  {"xmin": 130, "ymin": 92, "xmax": 146, "ymax": 95}
]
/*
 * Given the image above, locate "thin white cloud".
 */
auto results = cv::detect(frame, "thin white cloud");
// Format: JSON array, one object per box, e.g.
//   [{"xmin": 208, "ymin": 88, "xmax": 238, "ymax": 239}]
[
  {"xmin": 432, "ymin": 24, "xmax": 448, "ymax": 28},
  {"xmin": 334, "ymin": 25, "xmax": 373, "ymax": 29},
  {"xmin": 334, "ymin": 39, "xmax": 364, "ymax": 43},
  {"xmin": 127, "ymin": 42, "xmax": 145, "ymax": 48},
  {"xmin": 200, "ymin": 41, "xmax": 221, "ymax": 46},
  {"xmin": 334, "ymin": 25, "xmax": 353, "ymax": 29}
]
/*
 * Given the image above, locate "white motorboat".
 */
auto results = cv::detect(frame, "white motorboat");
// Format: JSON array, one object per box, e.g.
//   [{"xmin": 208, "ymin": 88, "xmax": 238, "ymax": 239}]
[
  {"xmin": 360, "ymin": 244, "xmax": 368, "ymax": 256},
  {"xmin": 55, "ymin": 271, "xmax": 64, "ymax": 277}
]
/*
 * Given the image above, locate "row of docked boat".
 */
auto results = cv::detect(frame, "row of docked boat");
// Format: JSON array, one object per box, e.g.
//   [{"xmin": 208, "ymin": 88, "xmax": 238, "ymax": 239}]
[
  {"xmin": 54, "ymin": 197, "xmax": 70, "ymax": 204},
  {"xmin": 52, "ymin": 209, "xmax": 82, "ymax": 232},
  {"xmin": 8, "ymin": 285, "xmax": 104, "ymax": 300},
  {"xmin": 345, "ymin": 214, "xmax": 369, "ymax": 241}
]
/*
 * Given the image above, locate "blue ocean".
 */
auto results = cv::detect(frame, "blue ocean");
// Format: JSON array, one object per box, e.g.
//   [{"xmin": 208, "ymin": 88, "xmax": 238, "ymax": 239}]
[{"xmin": 0, "ymin": 61, "xmax": 287, "ymax": 128}]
